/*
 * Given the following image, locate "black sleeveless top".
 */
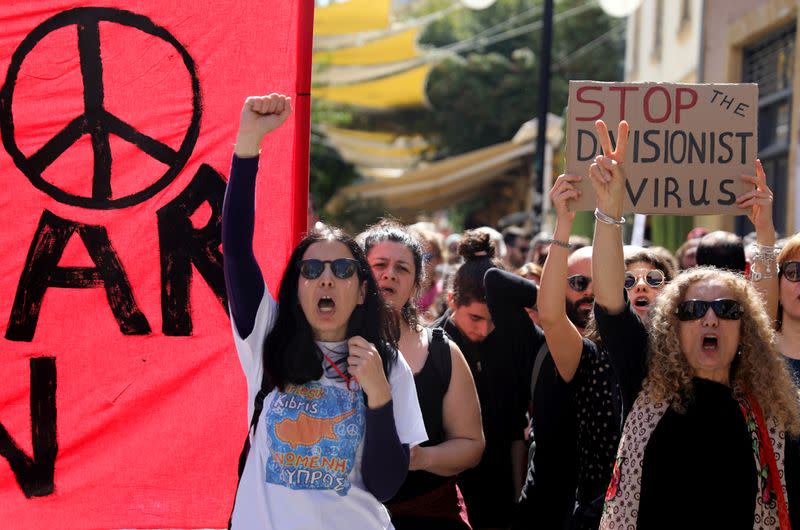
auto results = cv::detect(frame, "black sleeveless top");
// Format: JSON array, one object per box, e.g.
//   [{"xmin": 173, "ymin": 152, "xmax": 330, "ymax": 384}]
[{"xmin": 389, "ymin": 327, "xmax": 452, "ymax": 501}]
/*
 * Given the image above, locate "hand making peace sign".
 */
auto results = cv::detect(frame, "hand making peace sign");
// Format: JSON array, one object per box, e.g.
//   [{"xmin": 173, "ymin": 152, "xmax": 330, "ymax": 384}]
[{"xmin": 588, "ymin": 120, "xmax": 629, "ymax": 218}]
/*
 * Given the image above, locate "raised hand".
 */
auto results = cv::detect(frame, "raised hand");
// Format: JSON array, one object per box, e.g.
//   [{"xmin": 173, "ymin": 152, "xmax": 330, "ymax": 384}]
[
  {"xmin": 347, "ymin": 335, "xmax": 392, "ymax": 408},
  {"xmin": 235, "ymin": 93, "xmax": 292, "ymax": 157},
  {"xmin": 589, "ymin": 120, "xmax": 629, "ymax": 218},
  {"xmin": 736, "ymin": 159, "xmax": 775, "ymax": 243},
  {"xmin": 550, "ymin": 173, "xmax": 582, "ymax": 225}
]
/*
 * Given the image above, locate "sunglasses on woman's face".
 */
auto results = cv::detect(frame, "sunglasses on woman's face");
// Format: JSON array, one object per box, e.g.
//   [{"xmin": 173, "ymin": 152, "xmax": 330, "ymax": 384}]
[
  {"xmin": 297, "ymin": 258, "xmax": 359, "ymax": 280},
  {"xmin": 675, "ymin": 298, "xmax": 744, "ymax": 321},
  {"xmin": 567, "ymin": 274, "xmax": 592, "ymax": 292},
  {"xmin": 780, "ymin": 261, "xmax": 800, "ymax": 282},
  {"xmin": 624, "ymin": 269, "xmax": 666, "ymax": 290}
]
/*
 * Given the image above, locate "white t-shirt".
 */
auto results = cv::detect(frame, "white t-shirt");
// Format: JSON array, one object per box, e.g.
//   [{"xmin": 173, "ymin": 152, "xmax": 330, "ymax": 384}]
[{"xmin": 231, "ymin": 289, "xmax": 427, "ymax": 529}]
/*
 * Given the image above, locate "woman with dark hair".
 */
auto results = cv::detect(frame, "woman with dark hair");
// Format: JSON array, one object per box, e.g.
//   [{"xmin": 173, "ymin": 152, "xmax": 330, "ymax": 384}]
[
  {"xmin": 224, "ymin": 94, "xmax": 426, "ymax": 529},
  {"xmin": 433, "ymin": 231, "xmax": 555, "ymax": 530},
  {"xmin": 360, "ymin": 220, "xmax": 484, "ymax": 530},
  {"xmin": 621, "ymin": 248, "xmax": 675, "ymax": 325}
]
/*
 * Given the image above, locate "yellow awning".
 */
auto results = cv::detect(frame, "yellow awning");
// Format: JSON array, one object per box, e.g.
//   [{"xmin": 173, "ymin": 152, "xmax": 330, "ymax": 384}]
[
  {"xmin": 313, "ymin": 28, "xmax": 420, "ymax": 66},
  {"xmin": 327, "ymin": 140, "xmax": 535, "ymax": 214},
  {"xmin": 325, "ymin": 126, "xmax": 427, "ymax": 154},
  {"xmin": 314, "ymin": 64, "xmax": 431, "ymax": 109},
  {"xmin": 314, "ymin": 0, "xmax": 392, "ymax": 36}
]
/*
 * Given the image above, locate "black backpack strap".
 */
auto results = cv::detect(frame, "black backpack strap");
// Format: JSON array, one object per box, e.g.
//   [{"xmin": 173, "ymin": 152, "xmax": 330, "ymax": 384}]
[
  {"xmin": 229, "ymin": 371, "xmax": 273, "ymax": 528},
  {"xmin": 529, "ymin": 341, "xmax": 550, "ymax": 402},
  {"xmin": 426, "ymin": 327, "xmax": 452, "ymax": 390}
]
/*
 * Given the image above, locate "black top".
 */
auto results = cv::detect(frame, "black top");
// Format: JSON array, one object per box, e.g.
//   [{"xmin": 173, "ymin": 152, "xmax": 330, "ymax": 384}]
[
  {"xmin": 434, "ymin": 312, "xmax": 532, "ymax": 528},
  {"xmin": 564, "ymin": 301, "xmax": 649, "ymax": 529},
  {"xmin": 638, "ymin": 378, "xmax": 758, "ymax": 529},
  {"xmin": 569, "ymin": 339, "xmax": 622, "ymax": 529},
  {"xmin": 457, "ymin": 268, "xmax": 576, "ymax": 530},
  {"xmin": 390, "ymin": 328, "xmax": 453, "ymax": 502}
]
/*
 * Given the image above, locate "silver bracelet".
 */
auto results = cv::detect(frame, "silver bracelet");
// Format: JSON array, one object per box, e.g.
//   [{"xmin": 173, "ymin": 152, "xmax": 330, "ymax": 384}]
[
  {"xmin": 545, "ymin": 238, "xmax": 575, "ymax": 249},
  {"xmin": 750, "ymin": 243, "xmax": 779, "ymax": 281},
  {"xmin": 594, "ymin": 208, "xmax": 626, "ymax": 225}
]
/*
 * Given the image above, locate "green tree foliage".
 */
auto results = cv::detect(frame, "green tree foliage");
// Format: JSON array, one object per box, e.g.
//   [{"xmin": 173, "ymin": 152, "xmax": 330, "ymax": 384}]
[
  {"xmin": 309, "ymin": 100, "xmax": 360, "ymax": 212},
  {"xmin": 420, "ymin": 0, "xmax": 625, "ymax": 157}
]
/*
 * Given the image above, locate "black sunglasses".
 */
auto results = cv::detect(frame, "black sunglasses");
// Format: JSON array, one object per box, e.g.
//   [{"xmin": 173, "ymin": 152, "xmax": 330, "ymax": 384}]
[
  {"xmin": 780, "ymin": 261, "xmax": 800, "ymax": 282},
  {"xmin": 567, "ymin": 274, "xmax": 592, "ymax": 292},
  {"xmin": 297, "ymin": 259, "xmax": 359, "ymax": 280},
  {"xmin": 624, "ymin": 269, "xmax": 666, "ymax": 290},
  {"xmin": 675, "ymin": 298, "xmax": 744, "ymax": 321}
]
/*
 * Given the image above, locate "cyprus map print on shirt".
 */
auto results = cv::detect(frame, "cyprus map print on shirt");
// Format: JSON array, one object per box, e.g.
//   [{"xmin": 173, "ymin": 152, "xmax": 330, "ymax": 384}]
[{"xmin": 266, "ymin": 382, "xmax": 365, "ymax": 495}]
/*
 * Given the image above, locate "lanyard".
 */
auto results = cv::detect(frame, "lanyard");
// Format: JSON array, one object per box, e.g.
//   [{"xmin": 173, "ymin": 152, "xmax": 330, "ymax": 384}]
[{"xmin": 322, "ymin": 351, "xmax": 353, "ymax": 391}]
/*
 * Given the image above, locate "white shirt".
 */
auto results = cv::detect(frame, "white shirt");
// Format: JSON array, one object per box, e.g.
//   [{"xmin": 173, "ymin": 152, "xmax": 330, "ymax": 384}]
[{"xmin": 231, "ymin": 289, "xmax": 427, "ymax": 529}]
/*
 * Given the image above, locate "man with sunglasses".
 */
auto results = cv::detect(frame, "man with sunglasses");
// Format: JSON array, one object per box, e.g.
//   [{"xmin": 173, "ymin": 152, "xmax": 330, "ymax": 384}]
[{"xmin": 565, "ymin": 246, "xmax": 595, "ymax": 332}]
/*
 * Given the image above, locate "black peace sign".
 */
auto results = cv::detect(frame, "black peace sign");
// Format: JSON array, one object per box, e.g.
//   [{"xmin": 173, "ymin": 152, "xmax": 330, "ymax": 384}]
[{"xmin": 0, "ymin": 7, "xmax": 201, "ymax": 210}]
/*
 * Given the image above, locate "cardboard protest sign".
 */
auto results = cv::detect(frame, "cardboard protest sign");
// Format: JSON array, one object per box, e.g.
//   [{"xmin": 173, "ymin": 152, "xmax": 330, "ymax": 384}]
[
  {"xmin": 0, "ymin": 1, "xmax": 313, "ymax": 527},
  {"xmin": 566, "ymin": 81, "xmax": 758, "ymax": 214}
]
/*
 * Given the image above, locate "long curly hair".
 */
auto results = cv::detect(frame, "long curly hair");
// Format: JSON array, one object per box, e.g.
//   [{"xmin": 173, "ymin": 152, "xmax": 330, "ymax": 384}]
[{"xmin": 646, "ymin": 267, "xmax": 800, "ymax": 435}]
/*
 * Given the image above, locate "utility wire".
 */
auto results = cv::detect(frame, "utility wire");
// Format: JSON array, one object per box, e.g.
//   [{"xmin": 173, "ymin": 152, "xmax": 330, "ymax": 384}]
[
  {"xmin": 441, "ymin": 1, "xmax": 598, "ymax": 55},
  {"xmin": 552, "ymin": 21, "xmax": 626, "ymax": 70}
]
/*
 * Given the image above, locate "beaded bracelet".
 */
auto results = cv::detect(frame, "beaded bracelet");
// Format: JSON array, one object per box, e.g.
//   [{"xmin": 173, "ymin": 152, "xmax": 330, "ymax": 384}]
[
  {"xmin": 594, "ymin": 208, "xmax": 626, "ymax": 225},
  {"xmin": 545, "ymin": 238, "xmax": 575, "ymax": 249}
]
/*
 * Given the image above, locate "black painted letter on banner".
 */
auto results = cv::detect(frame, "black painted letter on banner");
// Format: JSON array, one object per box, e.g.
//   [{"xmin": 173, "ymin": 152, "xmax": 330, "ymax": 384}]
[
  {"xmin": 157, "ymin": 163, "xmax": 228, "ymax": 336},
  {"xmin": 5, "ymin": 210, "xmax": 150, "ymax": 341},
  {"xmin": 0, "ymin": 357, "xmax": 57, "ymax": 498}
]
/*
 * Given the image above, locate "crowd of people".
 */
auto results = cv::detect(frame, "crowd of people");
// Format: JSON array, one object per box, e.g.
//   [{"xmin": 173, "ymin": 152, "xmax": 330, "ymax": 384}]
[{"xmin": 224, "ymin": 93, "xmax": 799, "ymax": 529}]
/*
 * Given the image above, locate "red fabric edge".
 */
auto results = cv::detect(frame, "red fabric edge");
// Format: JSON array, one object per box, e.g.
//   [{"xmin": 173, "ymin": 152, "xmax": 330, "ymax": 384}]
[{"xmin": 293, "ymin": 0, "xmax": 315, "ymax": 244}]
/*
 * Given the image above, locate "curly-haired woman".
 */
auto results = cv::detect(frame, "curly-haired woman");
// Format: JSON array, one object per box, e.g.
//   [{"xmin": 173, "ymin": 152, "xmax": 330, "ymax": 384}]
[{"xmin": 601, "ymin": 151, "xmax": 800, "ymax": 529}]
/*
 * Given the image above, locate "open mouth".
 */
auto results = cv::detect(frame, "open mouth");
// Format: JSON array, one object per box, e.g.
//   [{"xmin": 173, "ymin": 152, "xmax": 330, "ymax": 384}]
[
  {"xmin": 318, "ymin": 296, "xmax": 335, "ymax": 313},
  {"xmin": 379, "ymin": 286, "xmax": 396, "ymax": 296},
  {"xmin": 702, "ymin": 334, "xmax": 719, "ymax": 351},
  {"xmin": 633, "ymin": 297, "xmax": 649, "ymax": 308}
]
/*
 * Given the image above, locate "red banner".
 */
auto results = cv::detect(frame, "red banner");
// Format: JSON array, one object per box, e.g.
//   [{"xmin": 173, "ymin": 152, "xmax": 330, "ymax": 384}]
[{"xmin": 0, "ymin": 2, "xmax": 312, "ymax": 527}]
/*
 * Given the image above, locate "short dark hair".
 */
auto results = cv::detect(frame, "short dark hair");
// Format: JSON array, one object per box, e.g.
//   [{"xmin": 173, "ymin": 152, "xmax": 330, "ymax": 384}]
[
  {"xmin": 696, "ymin": 231, "xmax": 745, "ymax": 273},
  {"xmin": 360, "ymin": 219, "xmax": 425, "ymax": 328},
  {"xmin": 264, "ymin": 224, "xmax": 398, "ymax": 391},
  {"xmin": 502, "ymin": 225, "xmax": 529, "ymax": 247}
]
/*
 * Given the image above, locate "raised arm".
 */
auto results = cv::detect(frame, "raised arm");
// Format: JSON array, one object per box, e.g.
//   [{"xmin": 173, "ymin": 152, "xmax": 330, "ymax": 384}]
[
  {"xmin": 737, "ymin": 159, "xmax": 779, "ymax": 323},
  {"xmin": 485, "ymin": 267, "xmax": 538, "ymax": 322},
  {"xmin": 223, "ymin": 94, "xmax": 292, "ymax": 338},
  {"xmin": 538, "ymin": 173, "xmax": 584, "ymax": 382},
  {"xmin": 590, "ymin": 120, "xmax": 629, "ymax": 316},
  {"xmin": 409, "ymin": 341, "xmax": 484, "ymax": 476}
]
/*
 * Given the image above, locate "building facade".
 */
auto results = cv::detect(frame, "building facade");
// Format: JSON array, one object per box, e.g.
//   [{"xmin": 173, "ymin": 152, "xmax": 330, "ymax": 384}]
[
  {"xmin": 625, "ymin": 0, "xmax": 798, "ymax": 240},
  {"xmin": 701, "ymin": 0, "xmax": 797, "ymax": 237}
]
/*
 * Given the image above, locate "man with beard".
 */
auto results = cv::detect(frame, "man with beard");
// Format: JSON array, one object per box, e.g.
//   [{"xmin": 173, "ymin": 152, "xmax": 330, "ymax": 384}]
[
  {"xmin": 565, "ymin": 246, "xmax": 595, "ymax": 332},
  {"xmin": 512, "ymin": 246, "xmax": 594, "ymax": 530}
]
